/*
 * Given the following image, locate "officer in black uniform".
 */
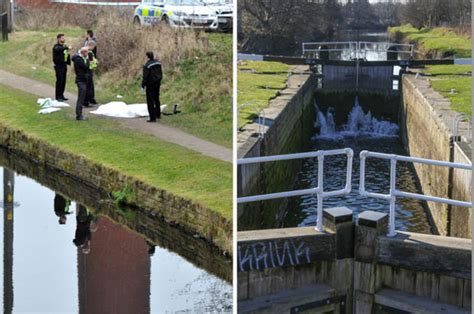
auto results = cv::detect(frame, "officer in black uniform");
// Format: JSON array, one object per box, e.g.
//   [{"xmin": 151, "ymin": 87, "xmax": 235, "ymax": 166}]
[
  {"xmin": 52, "ymin": 34, "xmax": 71, "ymax": 102},
  {"xmin": 72, "ymin": 48, "xmax": 90, "ymax": 121},
  {"xmin": 141, "ymin": 51, "xmax": 163, "ymax": 122}
]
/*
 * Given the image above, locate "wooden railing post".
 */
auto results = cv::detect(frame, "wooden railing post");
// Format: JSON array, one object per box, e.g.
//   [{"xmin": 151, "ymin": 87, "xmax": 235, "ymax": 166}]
[
  {"xmin": 324, "ymin": 206, "xmax": 354, "ymax": 314},
  {"xmin": 354, "ymin": 210, "xmax": 388, "ymax": 313}
]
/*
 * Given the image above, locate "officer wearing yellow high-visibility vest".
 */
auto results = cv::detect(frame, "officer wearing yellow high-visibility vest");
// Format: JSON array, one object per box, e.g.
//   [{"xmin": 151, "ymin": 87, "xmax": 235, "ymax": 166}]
[
  {"xmin": 52, "ymin": 34, "xmax": 71, "ymax": 102},
  {"xmin": 85, "ymin": 41, "xmax": 98, "ymax": 107}
]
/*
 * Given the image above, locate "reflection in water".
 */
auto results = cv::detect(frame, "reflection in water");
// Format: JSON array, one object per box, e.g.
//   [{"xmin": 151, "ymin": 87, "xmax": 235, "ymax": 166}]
[
  {"xmin": 0, "ymin": 167, "xmax": 232, "ymax": 313},
  {"xmin": 54, "ymin": 194, "xmax": 71, "ymax": 225},
  {"xmin": 3, "ymin": 169, "xmax": 13, "ymax": 314}
]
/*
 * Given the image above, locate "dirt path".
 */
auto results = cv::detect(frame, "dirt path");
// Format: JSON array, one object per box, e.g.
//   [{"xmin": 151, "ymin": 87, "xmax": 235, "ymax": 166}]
[{"xmin": 0, "ymin": 70, "xmax": 232, "ymax": 163}]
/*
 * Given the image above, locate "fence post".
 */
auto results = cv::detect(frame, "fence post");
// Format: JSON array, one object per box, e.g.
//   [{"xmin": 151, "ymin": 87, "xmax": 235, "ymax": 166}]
[
  {"xmin": 354, "ymin": 210, "xmax": 388, "ymax": 313},
  {"xmin": 324, "ymin": 207, "xmax": 354, "ymax": 314}
]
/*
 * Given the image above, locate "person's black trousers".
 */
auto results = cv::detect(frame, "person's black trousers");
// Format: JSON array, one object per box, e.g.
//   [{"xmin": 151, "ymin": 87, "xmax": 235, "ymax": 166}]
[
  {"xmin": 145, "ymin": 81, "xmax": 162, "ymax": 121},
  {"xmin": 55, "ymin": 65, "xmax": 67, "ymax": 100},
  {"xmin": 86, "ymin": 72, "xmax": 96, "ymax": 105},
  {"xmin": 76, "ymin": 81, "xmax": 87, "ymax": 119}
]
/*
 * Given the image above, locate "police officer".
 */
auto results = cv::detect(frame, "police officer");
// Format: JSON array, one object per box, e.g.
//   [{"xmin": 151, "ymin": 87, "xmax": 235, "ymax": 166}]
[
  {"xmin": 72, "ymin": 48, "xmax": 90, "ymax": 121},
  {"xmin": 85, "ymin": 41, "xmax": 98, "ymax": 106},
  {"xmin": 52, "ymin": 34, "xmax": 71, "ymax": 102},
  {"xmin": 141, "ymin": 51, "xmax": 163, "ymax": 122}
]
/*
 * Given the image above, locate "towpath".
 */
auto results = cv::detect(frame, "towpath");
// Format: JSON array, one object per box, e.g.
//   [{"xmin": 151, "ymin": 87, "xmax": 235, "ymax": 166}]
[{"xmin": 0, "ymin": 70, "xmax": 232, "ymax": 163}]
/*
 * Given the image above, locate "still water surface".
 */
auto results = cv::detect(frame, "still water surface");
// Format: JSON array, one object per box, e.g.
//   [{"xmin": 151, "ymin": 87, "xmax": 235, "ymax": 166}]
[{"xmin": 0, "ymin": 165, "xmax": 232, "ymax": 313}]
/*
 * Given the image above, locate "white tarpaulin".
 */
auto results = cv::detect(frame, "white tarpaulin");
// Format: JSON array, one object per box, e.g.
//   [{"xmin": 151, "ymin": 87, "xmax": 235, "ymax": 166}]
[
  {"xmin": 90, "ymin": 102, "xmax": 167, "ymax": 118},
  {"xmin": 37, "ymin": 98, "xmax": 70, "ymax": 108},
  {"xmin": 38, "ymin": 107, "xmax": 62, "ymax": 114},
  {"xmin": 37, "ymin": 98, "xmax": 70, "ymax": 114}
]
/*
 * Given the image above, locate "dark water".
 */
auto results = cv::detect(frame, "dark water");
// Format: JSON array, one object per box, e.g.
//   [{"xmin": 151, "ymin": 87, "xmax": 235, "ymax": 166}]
[
  {"xmin": 282, "ymin": 136, "xmax": 432, "ymax": 234},
  {"xmin": 0, "ymin": 163, "xmax": 232, "ymax": 313}
]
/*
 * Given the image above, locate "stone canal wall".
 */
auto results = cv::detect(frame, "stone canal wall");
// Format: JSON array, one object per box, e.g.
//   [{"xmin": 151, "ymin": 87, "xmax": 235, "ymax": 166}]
[
  {"xmin": 400, "ymin": 75, "xmax": 472, "ymax": 238},
  {"xmin": 0, "ymin": 126, "xmax": 232, "ymax": 254},
  {"xmin": 237, "ymin": 66, "xmax": 316, "ymax": 230}
]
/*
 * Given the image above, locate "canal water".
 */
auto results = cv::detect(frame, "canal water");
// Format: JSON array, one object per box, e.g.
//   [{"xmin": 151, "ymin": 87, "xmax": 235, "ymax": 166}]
[
  {"xmin": 0, "ymin": 163, "xmax": 232, "ymax": 313},
  {"xmin": 281, "ymin": 97, "xmax": 432, "ymax": 234}
]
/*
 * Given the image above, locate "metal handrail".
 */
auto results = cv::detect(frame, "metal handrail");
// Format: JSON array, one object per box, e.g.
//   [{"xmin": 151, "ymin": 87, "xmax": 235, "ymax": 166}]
[
  {"xmin": 238, "ymin": 148, "xmax": 354, "ymax": 231},
  {"xmin": 359, "ymin": 150, "xmax": 472, "ymax": 237},
  {"xmin": 238, "ymin": 101, "xmax": 266, "ymax": 138},
  {"xmin": 302, "ymin": 41, "xmax": 414, "ymax": 59},
  {"xmin": 453, "ymin": 113, "xmax": 471, "ymax": 143}
]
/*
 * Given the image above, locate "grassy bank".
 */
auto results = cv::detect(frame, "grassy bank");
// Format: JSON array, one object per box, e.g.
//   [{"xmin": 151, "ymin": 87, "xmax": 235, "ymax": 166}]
[
  {"xmin": 0, "ymin": 27, "xmax": 231, "ymax": 147},
  {"xmin": 389, "ymin": 24, "xmax": 471, "ymax": 58},
  {"xmin": 424, "ymin": 65, "xmax": 472, "ymax": 117},
  {"xmin": 237, "ymin": 61, "xmax": 291, "ymax": 127},
  {"xmin": 388, "ymin": 25, "xmax": 472, "ymax": 117},
  {"xmin": 0, "ymin": 84, "xmax": 232, "ymax": 220}
]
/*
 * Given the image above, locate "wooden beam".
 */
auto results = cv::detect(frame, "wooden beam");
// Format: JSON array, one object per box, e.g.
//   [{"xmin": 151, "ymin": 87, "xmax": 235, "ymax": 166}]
[
  {"xmin": 376, "ymin": 231, "xmax": 472, "ymax": 280},
  {"xmin": 374, "ymin": 288, "xmax": 470, "ymax": 314},
  {"xmin": 259, "ymin": 55, "xmax": 455, "ymax": 67},
  {"xmin": 237, "ymin": 227, "xmax": 335, "ymax": 272}
]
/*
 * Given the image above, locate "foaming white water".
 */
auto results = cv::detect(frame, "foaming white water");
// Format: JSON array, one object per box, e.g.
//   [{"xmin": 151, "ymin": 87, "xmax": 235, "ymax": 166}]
[{"xmin": 314, "ymin": 97, "xmax": 399, "ymax": 139}]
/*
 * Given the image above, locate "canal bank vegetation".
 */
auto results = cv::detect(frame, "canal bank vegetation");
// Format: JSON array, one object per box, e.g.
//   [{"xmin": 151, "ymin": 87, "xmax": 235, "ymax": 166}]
[
  {"xmin": 388, "ymin": 24, "xmax": 472, "ymax": 117},
  {"xmin": 0, "ymin": 84, "xmax": 232, "ymax": 221},
  {"xmin": 238, "ymin": 61, "xmax": 290, "ymax": 127},
  {"xmin": 389, "ymin": 25, "xmax": 471, "ymax": 58},
  {"xmin": 1, "ymin": 6, "xmax": 232, "ymax": 147},
  {"xmin": 424, "ymin": 65, "xmax": 472, "ymax": 117}
]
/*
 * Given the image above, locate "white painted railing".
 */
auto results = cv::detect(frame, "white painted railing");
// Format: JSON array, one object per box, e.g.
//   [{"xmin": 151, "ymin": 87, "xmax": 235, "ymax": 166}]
[
  {"xmin": 359, "ymin": 150, "xmax": 472, "ymax": 237},
  {"xmin": 302, "ymin": 41, "xmax": 414, "ymax": 59},
  {"xmin": 302, "ymin": 41, "xmax": 358, "ymax": 59},
  {"xmin": 237, "ymin": 101, "xmax": 265, "ymax": 138},
  {"xmin": 238, "ymin": 148, "xmax": 354, "ymax": 231}
]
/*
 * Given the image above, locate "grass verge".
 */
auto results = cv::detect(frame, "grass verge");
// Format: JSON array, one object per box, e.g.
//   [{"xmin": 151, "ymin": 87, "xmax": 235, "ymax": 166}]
[
  {"xmin": 0, "ymin": 84, "xmax": 232, "ymax": 220},
  {"xmin": 423, "ymin": 65, "xmax": 472, "ymax": 117},
  {"xmin": 389, "ymin": 24, "xmax": 471, "ymax": 58},
  {"xmin": 0, "ymin": 28, "xmax": 232, "ymax": 147},
  {"xmin": 237, "ymin": 61, "xmax": 291, "ymax": 128}
]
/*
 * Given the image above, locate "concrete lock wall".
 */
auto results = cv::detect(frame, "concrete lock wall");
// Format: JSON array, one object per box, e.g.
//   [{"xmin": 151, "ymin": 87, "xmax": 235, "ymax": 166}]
[
  {"xmin": 400, "ymin": 75, "xmax": 472, "ymax": 238},
  {"xmin": 237, "ymin": 208, "xmax": 472, "ymax": 313},
  {"xmin": 237, "ymin": 67, "xmax": 317, "ymax": 230}
]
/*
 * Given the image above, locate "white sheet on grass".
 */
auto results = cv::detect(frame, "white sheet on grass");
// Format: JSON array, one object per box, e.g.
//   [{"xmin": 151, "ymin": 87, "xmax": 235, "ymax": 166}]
[
  {"xmin": 90, "ymin": 102, "xmax": 167, "ymax": 118},
  {"xmin": 37, "ymin": 98, "xmax": 70, "ymax": 108},
  {"xmin": 38, "ymin": 107, "xmax": 61, "ymax": 114}
]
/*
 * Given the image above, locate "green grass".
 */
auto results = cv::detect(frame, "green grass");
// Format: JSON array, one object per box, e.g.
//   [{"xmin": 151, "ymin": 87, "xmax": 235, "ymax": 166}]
[
  {"xmin": 0, "ymin": 30, "xmax": 232, "ymax": 147},
  {"xmin": 389, "ymin": 25, "xmax": 471, "ymax": 58},
  {"xmin": 0, "ymin": 84, "xmax": 232, "ymax": 220},
  {"xmin": 423, "ymin": 65, "xmax": 472, "ymax": 117},
  {"xmin": 237, "ymin": 61, "xmax": 291, "ymax": 127}
]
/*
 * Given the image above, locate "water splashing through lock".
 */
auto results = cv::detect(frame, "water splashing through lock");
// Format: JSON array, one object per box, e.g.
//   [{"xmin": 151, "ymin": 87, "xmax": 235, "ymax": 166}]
[{"xmin": 315, "ymin": 96, "xmax": 399, "ymax": 139}]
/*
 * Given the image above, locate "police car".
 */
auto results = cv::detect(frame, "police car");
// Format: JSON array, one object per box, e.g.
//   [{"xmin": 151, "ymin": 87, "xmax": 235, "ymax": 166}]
[
  {"xmin": 201, "ymin": 0, "xmax": 233, "ymax": 32},
  {"xmin": 133, "ymin": 0, "xmax": 219, "ymax": 30}
]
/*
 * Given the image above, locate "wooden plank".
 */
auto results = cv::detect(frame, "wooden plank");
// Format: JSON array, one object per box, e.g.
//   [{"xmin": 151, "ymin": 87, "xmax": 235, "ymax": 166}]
[
  {"xmin": 374, "ymin": 288, "xmax": 469, "ymax": 314},
  {"xmin": 238, "ymin": 271, "xmax": 249, "ymax": 301},
  {"xmin": 415, "ymin": 271, "xmax": 432, "ymax": 299},
  {"xmin": 355, "ymin": 290, "xmax": 374, "ymax": 314},
  {"xmin": 462, "ymin": 280, "xmax": 471, "ymax": 309},
  {"xmin": 260, "ymin": 55, "xmax": 455, "ymax": 67},
  {"xmin": 439, "ymin": 275, "xmax": 464, "ymax": 307},
  {"xmin": 354, "ymin": 261, "xmax": 375, "ymax": 294},
  {"xmin": 237, "ymin": 227, "xmax": 335, "ymax": 272},
  {"xmin": 238, "ymin": 283, "xmax": 336, "ymax": 313},
  {"xmin": 376, "ymin": 232, "xmax": 471, "ymax": 279}
]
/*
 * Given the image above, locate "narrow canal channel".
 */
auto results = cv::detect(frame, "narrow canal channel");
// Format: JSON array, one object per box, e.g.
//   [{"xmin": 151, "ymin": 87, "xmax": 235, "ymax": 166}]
[
  {"xmin": 239, "ymin": 30, "xmax": 433, "ymax": 234},
  {"xmin": 0, "ymin": 153, "xmax": 232, "ymax": 312},
  {"xmin": 283, "ymin": 97, "xmax": 432, "ymax": 234}
]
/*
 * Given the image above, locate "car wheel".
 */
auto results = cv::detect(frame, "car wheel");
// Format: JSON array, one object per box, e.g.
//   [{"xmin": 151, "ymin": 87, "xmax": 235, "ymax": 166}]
[
  {"xmin": 133, "ymin": 16, "xmax": 141, "ymax": 25},
  {"xmin": 162, "ymin": 15, "xmax": 169, "ymax": 25}
]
